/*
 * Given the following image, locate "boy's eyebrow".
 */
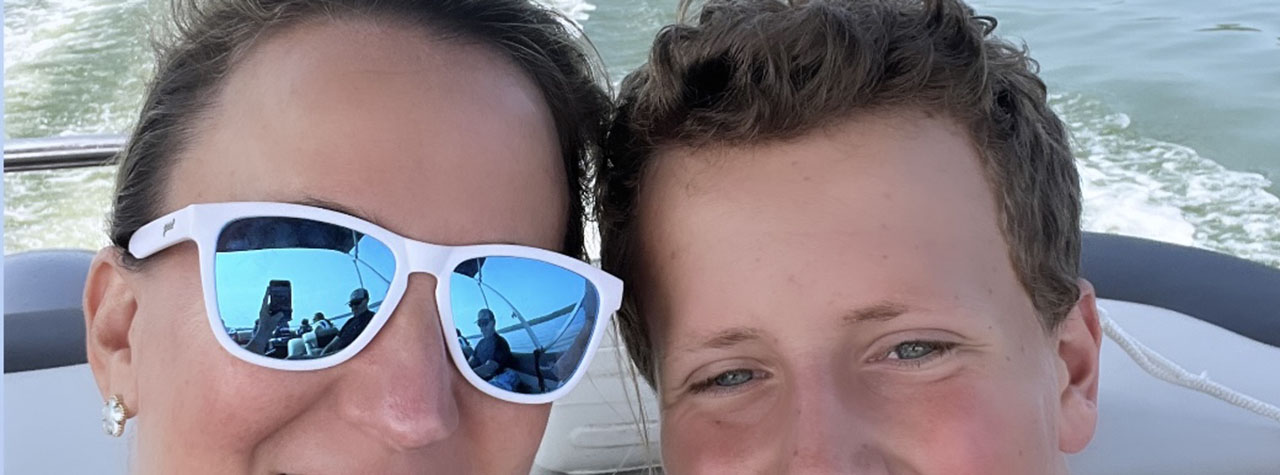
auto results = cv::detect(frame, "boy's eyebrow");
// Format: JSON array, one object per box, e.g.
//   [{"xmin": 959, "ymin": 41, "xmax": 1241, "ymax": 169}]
[
  {"xmin": 683, "ymin": 327, "xmax": 763, "ymax": 353},
  {"xmin": 842, "ymin": 301, "xmax": 911, "ymax": 325},
  {"xmin": 679, "ymin": 302, "xmax": 912, "ymax": 354}
]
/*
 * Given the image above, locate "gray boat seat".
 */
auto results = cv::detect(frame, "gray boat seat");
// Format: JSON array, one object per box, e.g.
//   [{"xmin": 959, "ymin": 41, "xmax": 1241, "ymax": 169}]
[
  {"xmin": 1082, "ymin": 232, "xmax": 1280, "ymax": 348},
  {"xmin": 6, "ymin": 364, "xmax": 129, "ymax": 474},
  {"xmin": 1067, "ymin": 300, "xmax": 1280, "ymax": 473},
  {"xmin": 4, "ymin": 249, "xmax": 94, "ymax": 372},
  {"xmin": 1074, "ymin": 232, "xmax": 1280, "ymax": 472}
]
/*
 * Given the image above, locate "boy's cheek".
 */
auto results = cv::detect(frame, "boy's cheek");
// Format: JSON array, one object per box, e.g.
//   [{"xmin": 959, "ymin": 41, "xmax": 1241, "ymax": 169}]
[
  {"xmin": 660, "ymin": 366, "xmax": 1060, "ymax": 474},
  {"xmin": 877, "ymin": 362, "xmax": 1060, "ymax": 473}
]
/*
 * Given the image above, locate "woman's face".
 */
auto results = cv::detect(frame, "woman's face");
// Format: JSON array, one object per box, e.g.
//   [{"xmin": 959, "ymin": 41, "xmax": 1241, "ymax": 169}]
[
  {"xmin": 86, "ymin": 19, "xmax": 566, "ymax": 474},
  {"xmin": 632, "ymin": 113, "xmax": 1101, "ymax": 474}
]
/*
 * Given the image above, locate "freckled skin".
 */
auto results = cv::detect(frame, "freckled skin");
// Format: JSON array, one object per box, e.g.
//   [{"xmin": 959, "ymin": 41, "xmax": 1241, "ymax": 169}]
[
  {"xmin": 85, "ymin": 20, "xmax": 566, "ymax": 474},
  {"xmin": 635, "ymin": 113, "xmax": 1101, "ymax": 474}
]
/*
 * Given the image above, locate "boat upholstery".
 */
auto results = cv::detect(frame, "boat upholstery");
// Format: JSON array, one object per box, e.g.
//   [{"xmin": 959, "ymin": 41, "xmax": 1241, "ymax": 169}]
[
  {"xmin": 4, "ymin": 249, "xmax": 93, "ymax": 373},
  {"xmin": 1082, "ymin": 232, "xmax": 1280, "ymax": 348},
  {"xmin": 1067, "ymin": 300, "xmax": 1280, "ymax": 473}
]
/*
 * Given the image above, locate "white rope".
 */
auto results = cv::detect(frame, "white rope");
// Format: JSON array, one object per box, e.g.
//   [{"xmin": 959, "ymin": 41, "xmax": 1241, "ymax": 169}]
[{"xmin": 1100, "ymin": 310, "xmax": 1280, "ymax": 424}]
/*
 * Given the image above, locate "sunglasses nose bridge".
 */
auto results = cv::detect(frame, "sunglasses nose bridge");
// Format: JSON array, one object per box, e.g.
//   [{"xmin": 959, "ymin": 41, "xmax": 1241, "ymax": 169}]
[{"xmin": 403, "ymin": 240, "xmax": 450, "ymax": 277}]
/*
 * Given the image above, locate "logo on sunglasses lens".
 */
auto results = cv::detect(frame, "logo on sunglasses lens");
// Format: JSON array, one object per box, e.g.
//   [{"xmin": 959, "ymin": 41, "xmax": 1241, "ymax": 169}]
[{"xmin": 162, "ymin": 219, "xmax": 175, "ymax": 236}]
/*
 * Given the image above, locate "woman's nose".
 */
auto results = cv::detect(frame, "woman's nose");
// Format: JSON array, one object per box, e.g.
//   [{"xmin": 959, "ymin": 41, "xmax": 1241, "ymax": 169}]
[{"xmin": 330, "ymin": 274, "xmax": 460, "ymax": 450}]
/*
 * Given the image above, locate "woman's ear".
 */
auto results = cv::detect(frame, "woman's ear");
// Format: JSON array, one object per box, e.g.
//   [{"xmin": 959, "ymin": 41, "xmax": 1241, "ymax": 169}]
[
  {"xmin": 1055, "ymin": 278, "xmax": 1103, "ymax": 453},
  {"xmin": 84, "ymin": 247, "xmax": 141, "ymax": 415}
]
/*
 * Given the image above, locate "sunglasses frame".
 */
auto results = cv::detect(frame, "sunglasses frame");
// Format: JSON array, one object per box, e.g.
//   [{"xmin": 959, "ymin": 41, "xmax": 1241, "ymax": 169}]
[{"xmin": 128, "ymin": 201, "xmax": 623, "ymax": 404}]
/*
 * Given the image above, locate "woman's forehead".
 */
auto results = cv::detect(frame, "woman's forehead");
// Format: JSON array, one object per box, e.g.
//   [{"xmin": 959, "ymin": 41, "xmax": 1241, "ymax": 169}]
[{"xmin": 169, "ymin": 20, "xmax": 567, "ymax": 249}]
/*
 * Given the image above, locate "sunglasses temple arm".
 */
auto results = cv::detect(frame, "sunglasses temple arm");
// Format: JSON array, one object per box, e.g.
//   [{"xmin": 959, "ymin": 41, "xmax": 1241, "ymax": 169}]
[{"xmin": 129, "ymin": 206, "xmax": 196, "ymax": 259}]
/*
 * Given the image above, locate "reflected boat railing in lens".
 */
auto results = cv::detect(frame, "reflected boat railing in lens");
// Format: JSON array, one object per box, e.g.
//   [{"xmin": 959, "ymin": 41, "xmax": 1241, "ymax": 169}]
[
  {"xmin": 474, "ymin": 279, "xmax": 546, "ymax": 349},
  {"xmin": 3, "ymin": 134, "xmax": 124, "ymax": 172}
]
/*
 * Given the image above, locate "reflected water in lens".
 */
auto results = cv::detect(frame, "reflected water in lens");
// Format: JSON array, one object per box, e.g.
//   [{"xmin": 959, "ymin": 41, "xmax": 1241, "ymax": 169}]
[
  {"xmin": 214, "ymin": 217, "xmax": 395, "ymax": 360},
  {"xmin": 451, "ymin": 256, "xmax": 600, "ymax": 395}
]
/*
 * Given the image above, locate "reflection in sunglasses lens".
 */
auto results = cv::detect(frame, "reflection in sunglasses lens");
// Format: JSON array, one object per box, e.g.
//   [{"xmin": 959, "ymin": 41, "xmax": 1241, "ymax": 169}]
[
  {"xmin": 451, "ymin": 256, "xmax": 600, "ymax": 395},
  {"xmin": 214, "ymin": 217, "xmax": 395, "ymax": 361}
]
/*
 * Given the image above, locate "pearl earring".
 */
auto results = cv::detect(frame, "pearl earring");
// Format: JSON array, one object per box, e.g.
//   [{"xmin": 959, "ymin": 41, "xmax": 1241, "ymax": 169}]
[{"xmin": 102, "ymin": 395, "xmax": 129, "ymax": 437}]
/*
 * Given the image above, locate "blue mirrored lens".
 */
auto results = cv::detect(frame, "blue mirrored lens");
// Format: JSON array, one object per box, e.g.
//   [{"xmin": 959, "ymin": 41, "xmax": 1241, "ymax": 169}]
[
  {"xmin": 451, "ymin": 256, "xmax": 600, "ymax": 395},
  {"xmin": 214, "ymin": 217, "xmax": 395, "ymax": 360}
]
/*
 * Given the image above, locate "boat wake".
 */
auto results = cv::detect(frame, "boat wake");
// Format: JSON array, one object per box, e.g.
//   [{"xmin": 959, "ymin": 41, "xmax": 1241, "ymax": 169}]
[{"xmin": 1057, "ymin": 92, "xmax": 1280, "ymax": 268}]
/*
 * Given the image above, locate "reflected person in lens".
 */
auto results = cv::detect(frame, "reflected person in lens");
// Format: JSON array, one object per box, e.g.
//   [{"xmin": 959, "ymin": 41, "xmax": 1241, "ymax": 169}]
[
  {"xmin": 80, "ymin": 0, "xmax": 612, "ymax": 473},
  {"xmin": 242, "ymin": 283, "xmax": 292, "ymax": 356},
  {"xmin": 466, "ymin": 309, "xmax": 517, "ymax": 390},
  {"xmin": 322, "ymin": 288, "xmax": 376, "ymax": 355}
]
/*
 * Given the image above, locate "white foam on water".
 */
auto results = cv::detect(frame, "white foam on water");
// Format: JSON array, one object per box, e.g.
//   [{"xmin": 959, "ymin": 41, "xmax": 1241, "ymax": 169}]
[
  {"xmin": 1056, "ymin": 93, "xmax": 1280, "ymax": 268},
  {"xmin": 538, "ymin": 0, "xmax": 597, "ymax": 29},
  {"xmin": 5, "ymin": 0, "xmax": 154, "ymax": 140},
  {"xmin": 5, "ymin": 0, "xmax": 138, "ymax": 71},
  {"xmin": 3, "ymin": 166, "xmax": 115, "ymax": 253}
]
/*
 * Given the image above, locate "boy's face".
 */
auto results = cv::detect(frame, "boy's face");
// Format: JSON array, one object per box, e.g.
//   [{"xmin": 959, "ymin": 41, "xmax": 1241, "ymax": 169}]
[{"xmin": 634, "ymin": 112, "xmax": 1100, "ymax": 474}]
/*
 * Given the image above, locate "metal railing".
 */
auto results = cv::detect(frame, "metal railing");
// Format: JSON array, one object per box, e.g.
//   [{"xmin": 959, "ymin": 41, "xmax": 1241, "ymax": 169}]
[{"xmin": 4, "ymin": 134, "xmax": 124, "ymax": 172}]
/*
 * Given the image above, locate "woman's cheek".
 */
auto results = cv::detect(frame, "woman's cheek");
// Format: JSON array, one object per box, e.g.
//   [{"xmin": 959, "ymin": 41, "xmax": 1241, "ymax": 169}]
[{"xmin": 134, "ymin": 290, "xmax": 292, "ymax": 461}]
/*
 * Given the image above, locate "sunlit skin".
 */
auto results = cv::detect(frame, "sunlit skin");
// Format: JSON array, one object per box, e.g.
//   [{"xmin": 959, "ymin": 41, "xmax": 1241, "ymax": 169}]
[
  {"xmin": 635, "ymin": 112, "xmax": 1102, "ymax": 474},
  {"xmin": 84, "ymin": 19, "xmax": 565, "ymax": 474}
]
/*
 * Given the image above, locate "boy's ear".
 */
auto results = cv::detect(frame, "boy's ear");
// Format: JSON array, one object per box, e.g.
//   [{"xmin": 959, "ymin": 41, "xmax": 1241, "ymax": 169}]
[
  {"xmin": 1055, "ymin": 278, "xmax": 1103, "ymax": 453},
  {"xmin": 84, "ymin": 247, "xmax": 141, "ymax": 416}
]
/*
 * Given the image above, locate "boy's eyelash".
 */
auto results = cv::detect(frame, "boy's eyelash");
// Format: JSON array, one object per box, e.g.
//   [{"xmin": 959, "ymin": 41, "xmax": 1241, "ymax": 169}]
[
  {"xmin": 688, "ymin": 369, "xmax": 770, "ymax": 395},
  {"xmin": 879, "ymin": 340, "xmax": 958, "ymax": 368},
  {"xmin": 685, "ymin": 341, "xmax": 957, "ymax": 395},
  {"xmin": 687, "ymin": 378, "xmax": 716, "ymax": 394}
]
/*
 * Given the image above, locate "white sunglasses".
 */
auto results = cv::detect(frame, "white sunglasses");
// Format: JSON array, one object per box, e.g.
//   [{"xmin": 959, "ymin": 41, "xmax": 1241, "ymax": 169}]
[{"xmin": 128, "ymin": 201, "xmax": 623, "ymax": 404}]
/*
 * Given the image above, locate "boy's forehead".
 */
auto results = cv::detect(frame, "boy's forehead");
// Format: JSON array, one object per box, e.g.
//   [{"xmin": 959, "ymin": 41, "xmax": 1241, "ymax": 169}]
[
  {"xmin": 638, "ymin": 112, "xmax": 992, "ymax": 231},
  {"xmin": 643, "ymin": 111, "xmax": 979, "ymax": 197},
  {"xmin": 634, "ymin": 112, "xmax": 1026, "ymax": 320}
]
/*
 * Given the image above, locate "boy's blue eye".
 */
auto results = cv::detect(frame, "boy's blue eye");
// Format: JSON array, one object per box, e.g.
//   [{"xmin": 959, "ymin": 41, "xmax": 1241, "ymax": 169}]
[
  {"xmin": 689, "ymin": 368, "xmax": 761, "ymax": 394},
  {"xmin": 713, "ymin": 369, "xmax": 755, "ymax": 387},
  {"xmin": 891, "ymin": 341, "xmax": 938, "ymax": 360},
  {"xmin": 888, "ymin": 341, "xmax": 956, "ymax": 362}
]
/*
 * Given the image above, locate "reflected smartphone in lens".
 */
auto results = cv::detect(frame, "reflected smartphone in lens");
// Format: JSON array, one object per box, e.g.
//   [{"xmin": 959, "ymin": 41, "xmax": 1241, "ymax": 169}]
[{"xmin": 268, "ymin": 279, "xmax": 292, "ymax": 317}]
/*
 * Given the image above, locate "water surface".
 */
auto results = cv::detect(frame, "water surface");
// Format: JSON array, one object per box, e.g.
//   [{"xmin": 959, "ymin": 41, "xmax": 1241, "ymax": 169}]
[{"xmin": 6, "ymin": 0, "xmax": 1279, "ymax": 268}]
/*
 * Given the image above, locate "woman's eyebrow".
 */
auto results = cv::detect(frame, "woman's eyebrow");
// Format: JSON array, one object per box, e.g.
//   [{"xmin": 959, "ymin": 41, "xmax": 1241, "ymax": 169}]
[
  {"xmin": 294, "ymin": 196, "xmax": 376, "ymax": 222},
  {"xmin": 842, "ymin": 301, "xmax": 912, "ymax": 326}
]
